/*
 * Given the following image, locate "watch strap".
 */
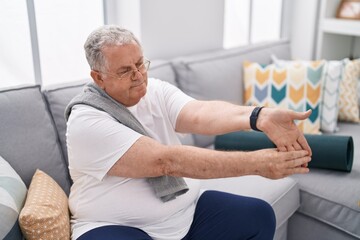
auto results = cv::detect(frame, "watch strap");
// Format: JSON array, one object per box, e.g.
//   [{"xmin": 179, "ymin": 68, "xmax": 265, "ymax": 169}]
[{"xmin": 250, "ymin": 106, "xmax": 264, "ymax": 132}]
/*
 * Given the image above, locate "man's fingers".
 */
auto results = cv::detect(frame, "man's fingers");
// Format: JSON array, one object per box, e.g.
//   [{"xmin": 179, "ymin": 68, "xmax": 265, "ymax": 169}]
[
  {"xmin": 282, "ymin": 155, "xmax": 311, "ymax": 176},
  {"xmin": 285, "ymin": 150, "xmax": 309, "ymax": 159},
  {"xmin": 293, "ymin": 142, "xmax": 302, "ymax": 151},
  {"xmin": 297, "ymin": 135, "xmax": 312, "ymax": 156},
  {"xmin": 286, "ymin": 156, "xmax": 311, "ymax": 169},
  {"xmin": 277, "ymin": 146, "xmax": 287, "ymax": 152},
  {"xmin": 285, "ymin": 166, "xmax": 310, "ymax": 176},
  {"xmin": 291, "ymin": 109, "xmax": 312, "ymax": 120},
  {"xmin": 286, "ymin": 145, "xmax": 295, "ymax": 151}
]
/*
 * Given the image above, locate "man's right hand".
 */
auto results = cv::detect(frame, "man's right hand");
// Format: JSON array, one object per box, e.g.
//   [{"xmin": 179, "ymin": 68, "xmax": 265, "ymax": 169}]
[{"xmin": 250, "ymin": 148, "xmax": 311, "ymax": 179}]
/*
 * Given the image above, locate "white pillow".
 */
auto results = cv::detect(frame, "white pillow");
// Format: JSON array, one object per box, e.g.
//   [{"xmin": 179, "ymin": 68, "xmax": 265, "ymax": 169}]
[
  {"xmin": 272, "ymin": 55, "xmax": 346, "ymax": 133},
  {"xmin": 0, "ymin": 155, "xmax": 27, "ymax": 240}
]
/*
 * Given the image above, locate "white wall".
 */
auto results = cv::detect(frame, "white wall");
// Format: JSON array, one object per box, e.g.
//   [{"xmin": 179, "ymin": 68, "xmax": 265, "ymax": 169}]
[
  {"xmin": 105, "ymin": 0, "xmax": 224, "ymax": 60},
  {"xmin": 289, "ymin": 0, "xmax": 319, "ymax": 60},
  {"xmin": 106, "ymin": 0, "xmax": 324, "ymax": 61},
  {"xmin": 104, "ymin": 0, "xmax": 141, "ymax": 38},
  {"xmin": 140, "ymin": 0, "xmax": 225, "ymax": 59}
]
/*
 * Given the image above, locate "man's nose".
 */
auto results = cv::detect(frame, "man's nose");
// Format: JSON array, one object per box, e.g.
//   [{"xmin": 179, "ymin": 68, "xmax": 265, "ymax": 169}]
[{"xmin": 131, "ymin": 69, "xmax": 142, "ymax": 80}]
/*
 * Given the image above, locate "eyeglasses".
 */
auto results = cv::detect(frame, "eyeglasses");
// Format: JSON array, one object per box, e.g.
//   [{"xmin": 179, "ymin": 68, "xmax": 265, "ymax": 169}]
[{"xmin": 97, "ymin": 59, "xmax": 151, "ymax": 80}]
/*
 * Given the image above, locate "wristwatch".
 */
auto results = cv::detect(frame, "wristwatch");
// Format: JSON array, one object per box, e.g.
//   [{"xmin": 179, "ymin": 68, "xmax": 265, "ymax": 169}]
[{"xmin": 250, "ymin": 106, "xmax": 264, "ymax": 132}]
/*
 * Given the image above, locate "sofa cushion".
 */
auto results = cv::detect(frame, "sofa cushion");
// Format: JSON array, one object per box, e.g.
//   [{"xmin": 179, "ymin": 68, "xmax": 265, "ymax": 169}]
[
  {"xmin": 290, "ymin": 122, "xmax": 360, "ymax": 238},
  {"xmin": 19, "ymin": 169, "xmax": 70, "ymax": 240},
  {"xmin": 172, "ymin": 40, "xmax": 291, "ymax": 147},
  {"xmin": 0, "ymin": 155, "xmax": 27, "ymax": 240},
  {"xmin": 148, "ymin": 60, "xmax": 177, "ymax": 86},
  {"xmin": 0, "ymin": 85, "xmax": 71, "ymax": 195},
  {"xmin": 272, "ymin": 55, "xmax": 346, "ymax": 133},
  {"xmin": 358, "ymin": 75, "xmax": 360, "ymax": 107},
  {"xmin": 200, "ymin": 176, "xmax": 299, "ymax": 234},
  {"xmin": 289, "ymin": 212, "xmax": 359, "ymax": 240},
  {"xmin": 44, "ymin": 80, "xmax": 90, "ymax": 162},
  {"xmin": 243, "ymin": 60, "xmax": 325, "ymax": 134},
  {"xmin": 358, "ymin": 77, "xmax": 360, "ymax": 107},
  {"xmin": 338, "ymin": 59, "xmax": 360, "ymax": 123}
]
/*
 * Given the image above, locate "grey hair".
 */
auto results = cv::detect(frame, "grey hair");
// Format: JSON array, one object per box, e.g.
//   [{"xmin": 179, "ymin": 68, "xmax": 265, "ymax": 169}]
[{"xmin": 84, "ymin": 25, "xmax": 142, "ymax": 71}]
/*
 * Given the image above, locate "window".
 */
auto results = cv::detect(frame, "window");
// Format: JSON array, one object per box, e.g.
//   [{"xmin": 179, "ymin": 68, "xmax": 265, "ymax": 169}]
[
  {"xmin": 0, "ymin": 0, "xmax": 104, "ymax": 88},
  {"xmin": 0, "ymin": 1, "xmax": 35, "ymax": 88},
  {"xmin": 224, "ymin": 0, "xmax": 283, "ymax": 49},
  {"xmin": 251, "ymin": 0, "xmax": 282, "ymax": 44},
  {"xmin": 35, "ymin": 0, "xmax": 104, "ymax": 86}
]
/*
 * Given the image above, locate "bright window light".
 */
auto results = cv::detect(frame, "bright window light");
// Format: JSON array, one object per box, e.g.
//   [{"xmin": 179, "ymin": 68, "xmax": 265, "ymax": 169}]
[
  {"xmin": 251, "ymin": 0, "xmax": 282, "ymax": 44},
  {"xmin": 34, "ymin": 0, "xmax": 104, "ymax": 86},
  {"xmin": 0, "ymin": 1, "xmax": 35, "ymax": 88},
  {"xmin": 224, "ymin": 0, "xmax": 250, "ymax": 49},
  {"xmin": 224, "ymin": 0, "xmax": 283, "ymax": 49}
]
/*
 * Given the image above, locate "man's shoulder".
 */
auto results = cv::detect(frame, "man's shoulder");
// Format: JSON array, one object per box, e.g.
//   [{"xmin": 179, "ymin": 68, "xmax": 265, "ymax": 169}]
[{"xmin": 70, "ymin": 104, "xmax": 113, "ymax": 120}]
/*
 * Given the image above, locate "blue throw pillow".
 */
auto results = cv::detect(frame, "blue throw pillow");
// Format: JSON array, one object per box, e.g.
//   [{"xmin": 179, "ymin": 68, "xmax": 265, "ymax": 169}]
[{"xmin": 0, "ymin": 156, "xmax": 27, "ymax": 240}]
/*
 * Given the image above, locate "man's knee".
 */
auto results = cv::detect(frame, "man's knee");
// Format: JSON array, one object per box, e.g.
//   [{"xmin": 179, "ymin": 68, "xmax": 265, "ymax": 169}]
[{"xmin": 253, "ymin": 199, "xmax": 276, "ymax": 237}]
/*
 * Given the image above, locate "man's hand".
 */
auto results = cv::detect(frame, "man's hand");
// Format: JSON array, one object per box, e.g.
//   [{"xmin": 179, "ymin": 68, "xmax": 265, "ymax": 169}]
[
  {"xmin": 251, "ymin": 148, "xmax": 311, "ymax": 179},
  {"xmin": 256, "ymin": 108, "xmax": 312, "ymax": 156}
]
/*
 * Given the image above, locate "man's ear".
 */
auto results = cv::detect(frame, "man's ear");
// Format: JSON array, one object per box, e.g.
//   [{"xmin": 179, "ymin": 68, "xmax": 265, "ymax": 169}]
[{"xmin": 90, "ymin": 70, "xmax": 105, "ymax": 89}]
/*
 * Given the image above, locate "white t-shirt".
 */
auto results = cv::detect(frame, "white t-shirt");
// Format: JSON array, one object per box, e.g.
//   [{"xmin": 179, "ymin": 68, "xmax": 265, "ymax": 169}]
[{"xmin": 66, "ymin": 78, "xmax": 201, "ymax": 240}]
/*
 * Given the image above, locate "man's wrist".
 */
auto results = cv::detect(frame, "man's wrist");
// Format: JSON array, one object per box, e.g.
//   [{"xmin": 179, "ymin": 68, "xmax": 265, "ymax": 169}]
[{"xmin": 250, "ymin": 106, "xmax": 264, "ymax": 132}]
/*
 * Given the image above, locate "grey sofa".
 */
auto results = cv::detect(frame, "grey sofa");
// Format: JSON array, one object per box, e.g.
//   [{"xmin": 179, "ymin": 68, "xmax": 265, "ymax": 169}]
[{"xmin": 0, "ymin": 40, "xmax": 358, "ymax": 240}]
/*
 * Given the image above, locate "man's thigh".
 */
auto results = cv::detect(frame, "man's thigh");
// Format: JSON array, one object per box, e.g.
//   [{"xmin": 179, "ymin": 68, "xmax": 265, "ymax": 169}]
[
  {"xmin": 182, "ymin": 190, "xmax": 276, "ymax": 240},
  {"xmin": 77, "ymin": 225, "xmax": 153, "ymax": 240}
]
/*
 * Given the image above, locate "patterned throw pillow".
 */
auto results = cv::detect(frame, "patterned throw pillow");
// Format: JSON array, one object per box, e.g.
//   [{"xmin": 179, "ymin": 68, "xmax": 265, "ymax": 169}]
[
  {"xmin": 272, "ymin": 55, "xmax": 346, "ymax": 133},
  {"xmin": 338, "ymin": 59, "xmax": 360, "ymax": 123},
  {"xmin": 0, "ymin": 156, "xmax": 27, "ymax": 240},
  {"xmin": 19, "ymin": 169, "xmax": 70, "ymax": 240},
  {"xmin": 358, "ymin": 75, "xmax": 360, "ymax": 107},
  {"xmin": 243, "ymin": 61, "xmax": 325, "ymax": 134}
]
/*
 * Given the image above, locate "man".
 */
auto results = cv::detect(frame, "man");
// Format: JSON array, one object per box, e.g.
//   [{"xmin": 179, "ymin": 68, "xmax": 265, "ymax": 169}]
[{"xmin": 66, "ymin": 25, "xmax": 312, "ymax": 240}]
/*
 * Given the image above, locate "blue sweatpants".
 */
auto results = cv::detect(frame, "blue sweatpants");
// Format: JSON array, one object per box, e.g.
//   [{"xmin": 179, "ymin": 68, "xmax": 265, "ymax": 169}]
[{"xmin": 77, "ymin": 190, "xmax": 276, "ymax": 240}]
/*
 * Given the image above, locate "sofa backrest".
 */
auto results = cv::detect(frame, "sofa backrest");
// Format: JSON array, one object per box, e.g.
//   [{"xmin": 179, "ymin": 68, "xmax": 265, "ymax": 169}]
[
  {"xmin": 43, "ymin": 79, "xmax": 91, "ymax": 163},
  {"xmin": 171, "ymin": 40, "xmax": 291, "ymax": 147},
  {"xmin": 0, "ymin": 85, "xmax": 71, "ymax": 195},
  {"xmin": 148, "ymin": 60, "xmax": 177, "ymax": 86}
]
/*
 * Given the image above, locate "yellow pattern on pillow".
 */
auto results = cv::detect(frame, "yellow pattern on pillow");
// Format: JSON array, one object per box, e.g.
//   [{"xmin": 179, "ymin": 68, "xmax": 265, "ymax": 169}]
[
  {"xmin": 243, "ymin": 61, "xmax": 325, "ymax": 134},
  {"xmin": 338, "ymin": 59, "xmax": 360, "ymax": 122},
  {"xmin": 19, "ymin": 169, "xmax": 70, "ymax": 240}
]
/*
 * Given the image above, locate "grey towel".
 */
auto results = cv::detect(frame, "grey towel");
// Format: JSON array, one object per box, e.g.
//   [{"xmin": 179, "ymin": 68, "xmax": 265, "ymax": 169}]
[{"xmin": 65, "ymin": 82, "xmax": 189, "ymax": 202}]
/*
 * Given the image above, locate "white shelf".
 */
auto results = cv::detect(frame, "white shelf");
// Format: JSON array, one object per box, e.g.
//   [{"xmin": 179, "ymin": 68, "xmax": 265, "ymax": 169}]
[
  {"xmin": 316, "ymin": 0, "xmax": 360, "ymax": 59},
  {"xmin": 321, "ymin": 18, "xmax": 360, "ymax": 37}
]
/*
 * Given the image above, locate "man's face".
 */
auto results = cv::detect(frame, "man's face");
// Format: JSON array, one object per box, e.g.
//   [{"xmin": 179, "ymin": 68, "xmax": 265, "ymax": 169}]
[{"xmin": 92, "ymin": 42, "xmax": 148, "ymax": 107}]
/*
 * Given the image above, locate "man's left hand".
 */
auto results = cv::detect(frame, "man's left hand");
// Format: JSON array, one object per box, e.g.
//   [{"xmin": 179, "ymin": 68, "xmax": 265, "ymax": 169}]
[{"xmin": 257, "ymin": 108, "xmax": 312, "ymax": 156}]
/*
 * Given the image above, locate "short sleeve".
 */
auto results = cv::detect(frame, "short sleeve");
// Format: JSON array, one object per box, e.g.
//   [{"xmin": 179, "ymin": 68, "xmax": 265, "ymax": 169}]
[
  {"xmin": 66, "ymin": 105, "xmax": 142, "ymax": 181},
  {"xmin": 158, "ymin": 80, "xmax": 194, "ymax": 129}
]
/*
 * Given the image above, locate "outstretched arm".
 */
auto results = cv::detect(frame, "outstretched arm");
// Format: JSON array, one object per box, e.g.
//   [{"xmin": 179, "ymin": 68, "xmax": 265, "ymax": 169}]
[
  {"xmin": 108, "ymin": 136, "xmax": 311, "ymax": 180},
  {"xmin": 176, "ymin": 100, "xmax": 312, "ymax": 155}
]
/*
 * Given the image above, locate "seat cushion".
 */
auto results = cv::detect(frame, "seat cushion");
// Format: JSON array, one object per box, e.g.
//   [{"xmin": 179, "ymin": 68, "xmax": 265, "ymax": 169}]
[
  {"xmin": 200, "ymin": 176, "xmax": 299, "ymax": 232},
  {"xmin": 0, "ymin": 85, "xmax": 71, "ymax": 195},
  {"xmin": 290, "ymin": 122, "xmax": 360, "ymax": 238},
  {"xmin": 172, "ymin": 40, "xmax": 291, "ymax": 147},
  {"xmin": 289, "ymin": 212, "xmax": 359, "ymax": 240}
]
